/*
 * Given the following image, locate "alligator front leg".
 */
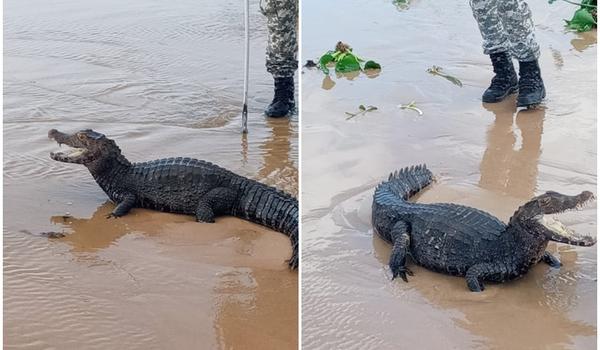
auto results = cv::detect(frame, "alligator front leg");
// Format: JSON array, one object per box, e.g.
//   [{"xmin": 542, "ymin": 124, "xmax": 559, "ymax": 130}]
[
  {"xmin": 465, "ymin": 262, "xmax": 512, "ymax": 292},
  {"xmin": 542, "ymin": 251, "xmax": 562, "ymax": 268},
  {"xmin": 107, "ymin": 193, "xmax": 137, "ymax": 218},
  {"xmin": 195, "ymin": 187, "xmax": 237, "ymax": 223},
  {"xmin": 389, "ymin": 221, "xmax": 413, "ymax": 282}
]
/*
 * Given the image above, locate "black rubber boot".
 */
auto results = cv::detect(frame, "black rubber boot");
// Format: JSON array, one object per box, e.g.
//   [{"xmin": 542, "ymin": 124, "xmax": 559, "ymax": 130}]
[
  {"xmin": 482, "ymin": 52, "xmax": 518, "ymax": 103},
  {"xmin": 517, "ymin": 60, "xmax": 546, "ymax": 108},
  {"xmin": 265, "ymin": 76, "xmax": 294, "ymax": 118}
]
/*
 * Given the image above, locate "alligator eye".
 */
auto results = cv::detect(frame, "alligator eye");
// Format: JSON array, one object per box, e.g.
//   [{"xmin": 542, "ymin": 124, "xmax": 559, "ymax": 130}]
[{"xmin": 77, "ymin": 133, "xmax": 86, "ymax": 141}]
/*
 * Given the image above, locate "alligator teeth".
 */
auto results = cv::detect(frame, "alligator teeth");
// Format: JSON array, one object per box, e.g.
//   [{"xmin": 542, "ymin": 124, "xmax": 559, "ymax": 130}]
[
  {"xmin": 54, "ymin": 147, "xmax": 86, "ymax": 158},
  {"xmin": 541, "ymin": 215, "xmax": 573, "ymax": 235}
]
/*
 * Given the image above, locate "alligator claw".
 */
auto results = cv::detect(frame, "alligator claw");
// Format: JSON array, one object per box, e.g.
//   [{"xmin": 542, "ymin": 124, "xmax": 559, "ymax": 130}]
[
  {"xmin": 286, "ymin": 254, "xmax": 298, "ymax": 270},
  {"xmin": 106, "ymin": 213, "xmax": 118, "ymax": 219},
  {"xmin": 466, "ymin": 279, "xmax": 485, "ymax": 292},
  {"xmin": 392, "ymin": 266, "xmax": 413, "ymax": 282}
]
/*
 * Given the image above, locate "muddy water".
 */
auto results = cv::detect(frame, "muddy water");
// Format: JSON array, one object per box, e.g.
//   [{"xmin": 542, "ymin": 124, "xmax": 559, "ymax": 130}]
[
  {"xmin": 4, "ymin": 0, "xmax": 297, "ymax": 349},
  {"xmin": 302, "ymin": 1, "xmax": 596, "ymax": 349}
]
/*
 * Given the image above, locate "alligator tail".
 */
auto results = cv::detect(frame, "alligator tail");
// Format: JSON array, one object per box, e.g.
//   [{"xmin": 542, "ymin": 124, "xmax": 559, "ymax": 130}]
[
  {"xmin": 375, "ymin": 164, "xmax": 433, "ymax": 201},
  {"xmin": 236, "ymin": 182, "xmax": 299, "ymax": 268}
]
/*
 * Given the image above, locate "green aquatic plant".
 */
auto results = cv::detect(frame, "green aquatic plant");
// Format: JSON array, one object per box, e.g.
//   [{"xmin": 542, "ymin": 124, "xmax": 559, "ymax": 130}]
[
  {"xmin": 549, "ymin": 0, "xmax": 597, "ymax": 32},
  {"xmin": 427, "ymin": 65, "xmax": 463, "ymax": 87},
  {"xmin": 398, "ymin": 101, "xmax": 423, "ymax": 116},
  {"xmin": 319, "ymin": 42, "xmax": 381, "ymax": 74},
  {"xmin": 345, "ymin": 104, "xmax": 378, "ymax": 120},
  {"xmin": 392, "ymin": 0, "xmax": 411, "ymax": 10}
]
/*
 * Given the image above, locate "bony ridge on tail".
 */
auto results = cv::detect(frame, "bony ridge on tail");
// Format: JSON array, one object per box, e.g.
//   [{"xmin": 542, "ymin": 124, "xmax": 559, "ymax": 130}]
[
  {"xmin": 372, "ymin": 164, "xmax": 596, "ymax": 292},
  {"xmin": 48, "ymin": 129, "xmax": 298, "ymax": 269}
]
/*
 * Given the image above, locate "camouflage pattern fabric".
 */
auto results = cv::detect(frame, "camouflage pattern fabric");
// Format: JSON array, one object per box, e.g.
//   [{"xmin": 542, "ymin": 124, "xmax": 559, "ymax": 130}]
[
  {"xmin": 470, "ymin": 0, "xmax": 540, "ymax": 62},
  {"xmin": 260, "ymin": 0, "xmax": 298, "ymax": 78}
]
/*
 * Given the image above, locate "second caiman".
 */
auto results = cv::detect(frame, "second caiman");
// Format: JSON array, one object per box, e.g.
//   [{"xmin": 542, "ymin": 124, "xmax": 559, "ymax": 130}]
[{"xmin": 372, "ymin": 164, "xmax": 596, "ymax": 292}]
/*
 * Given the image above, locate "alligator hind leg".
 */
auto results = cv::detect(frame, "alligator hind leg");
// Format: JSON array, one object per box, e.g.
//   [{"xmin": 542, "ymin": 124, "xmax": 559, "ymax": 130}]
[
  {"xmin": 195, "ymin": 188, "xmax": 237, "ymax": 223},
  {"xmin": 389, "ymin": 221, "xmax": 413, "ymax": 282},
  {"xmin": 542, "ymin": 252, "xmax": 562, "ymax": 268},
  {"xmin": 465, "ymin": 262, "xmax": 511, "ymax": 292},
  {"xmin": 107, "ymin": 193, "xmax": 137, "ymax": 218}
]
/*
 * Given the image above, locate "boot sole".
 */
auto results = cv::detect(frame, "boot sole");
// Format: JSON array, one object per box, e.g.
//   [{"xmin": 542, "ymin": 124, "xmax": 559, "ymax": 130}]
[
  {"xmin": 516, "ymin": 88, "xmax": 546, "ymax": 108},
  {"xmin": 265, "ymin": 106, "xmax": 296, "ymax": 118},
  {"xmin": 482, "ymin": 85, "xmax": 519, "ymax": 103},
  {"xmin": 265, "ymin": 113, "xmax": 290, "ymax": 118}
]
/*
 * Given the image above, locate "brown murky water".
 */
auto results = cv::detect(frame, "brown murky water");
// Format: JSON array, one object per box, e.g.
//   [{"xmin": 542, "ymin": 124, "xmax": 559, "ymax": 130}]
[
  {"xmin": 301, "ymin": 1, "xmax": 596, "ymax": 349},
  {"xmin": 4, "ymin": 0, "xmax": 297, "ymax": 349}
]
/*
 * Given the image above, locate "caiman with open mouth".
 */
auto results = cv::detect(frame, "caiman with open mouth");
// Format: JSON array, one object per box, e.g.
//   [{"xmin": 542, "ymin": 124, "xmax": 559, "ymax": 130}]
[
  {"xmin": 48, "ymin": 129, "xmax": 298, "ymax": 269},
  {"xmin": 372, "ymin": 164, "xmax": 596, "ymax": 292}
]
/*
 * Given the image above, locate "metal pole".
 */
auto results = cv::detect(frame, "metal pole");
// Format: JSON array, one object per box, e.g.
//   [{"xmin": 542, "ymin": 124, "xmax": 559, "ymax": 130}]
[{"xmin": 241, "ymin": 0, "xmax": 250, "ymax": 134}]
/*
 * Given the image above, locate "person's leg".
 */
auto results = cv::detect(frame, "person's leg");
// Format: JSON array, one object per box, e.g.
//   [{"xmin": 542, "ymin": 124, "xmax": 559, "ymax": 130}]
[
  {"xmin": 470, "ymin": 0, "xmax": 518, "ymax": 103},
  {"xmin": 261, "ymin": 0, "xmax": 298, "ymax": 117},
  {"xmin": 470, "ymin": 0, "xmax": 510, "ymax": 56},
  {"xmin": 498, "ymin": 0, "xmax": 539, "ymax": 62},
  {"xmin": 498, "ymin": 0, "xmax": 545, "ymax": 107}
]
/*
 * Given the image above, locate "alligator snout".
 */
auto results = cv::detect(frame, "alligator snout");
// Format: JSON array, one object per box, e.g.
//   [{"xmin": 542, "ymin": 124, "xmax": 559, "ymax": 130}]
[
  {"xmin": 48, "ymin": 129, "xmax": 59, "ymax": 139},
  {"xmin": 48, "ymin": 129, "xmax": 68, "ymax": 145}
]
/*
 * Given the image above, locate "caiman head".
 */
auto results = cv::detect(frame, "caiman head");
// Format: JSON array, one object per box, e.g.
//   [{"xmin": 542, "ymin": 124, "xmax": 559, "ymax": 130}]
[
  {"xmin": 48, "ymin": 129, "xmax": 129, "ymax": 168},
  {"xmin": 509, "ymin": 191, "xmax": 596, "ymax": 246}
]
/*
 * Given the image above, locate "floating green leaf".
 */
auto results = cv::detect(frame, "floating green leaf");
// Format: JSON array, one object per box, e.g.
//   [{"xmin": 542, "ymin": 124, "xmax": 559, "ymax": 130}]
[
  {"xmin": 565, "ymin": 7, "xmax": 597, "ymax": 31},
  {"xmin": 320, "ymin": 53, "xmax": 334, "ymax": 66},
  {"xmin": 319, "ymin": 52, "xmax": 335, "ymax": 74},
  {"xmin": 317, "ymin": 42, "xmax": 382, "ymax": 75},
  {"xmin": 393, "ymin": 0, "xmax": 411, "ymax": 10},
  {"xmin": 549, "ymin": 0, "xmax": 597, "ymax": 32},
  {"xmin": 336, "ymin": 54, "xmax": 361, "ymax": 73},
  {"xmin": 364, "ymin": 60, "xmax": 382, "ymax": 70}
]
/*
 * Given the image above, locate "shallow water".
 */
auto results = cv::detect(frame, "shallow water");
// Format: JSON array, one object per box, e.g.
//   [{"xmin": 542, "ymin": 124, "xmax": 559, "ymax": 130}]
[
  {"xmin": 4, "ymin": 0, "xmax": 298, "ymax": 349},
  {"xmin": 301, "ymin": 1, "xmax": 596, "ymax": 349}
]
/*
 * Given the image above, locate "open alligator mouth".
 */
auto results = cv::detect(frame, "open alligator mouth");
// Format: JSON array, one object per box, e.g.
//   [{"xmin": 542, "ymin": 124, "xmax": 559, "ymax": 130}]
[
  {"xmin": 50, "ymin": 146, "xmax": 89, "ymax": 162},
  {"xmin": 48, "ymin": 129, "xmax": 91, "ymax": 163},
  {"xmin": 538, "ymin": 192, "xmax": 596, "ymax": 247}
]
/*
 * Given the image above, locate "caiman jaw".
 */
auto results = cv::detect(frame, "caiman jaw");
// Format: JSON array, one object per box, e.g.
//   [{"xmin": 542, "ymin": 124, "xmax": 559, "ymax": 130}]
[
  {"xmin": 48, "ymin": 129, "xmax": 90, "ymax": 164},
  {"xmin": 538, "ymin": 193, "xmax": 596, "ymax": 247},
  {"xmin": 50, "ymin": 147, "xmax": 90, "ymax": 163}
]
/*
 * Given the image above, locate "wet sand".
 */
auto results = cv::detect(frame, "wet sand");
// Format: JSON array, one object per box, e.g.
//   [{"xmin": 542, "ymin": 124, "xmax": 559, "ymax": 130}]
[
  {"xmin": 4, "ymin": 0, "xmax": 297, "ymax": 349},
  {"xmin": 301, "ymin": 1, "xmax": 596, "ymax": 349}
]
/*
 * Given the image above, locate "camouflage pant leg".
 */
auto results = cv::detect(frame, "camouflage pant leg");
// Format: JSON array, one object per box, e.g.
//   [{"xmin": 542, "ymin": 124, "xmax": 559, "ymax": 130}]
[
  {"xmin": 498, "ymin": 0, "xmax": 540, "ymax": 61},
  {"xmin": 470, "ymin": 0, "xmax": 540, "ymax": 61},
  {"xmin": 260, "ymin": 0, "xmax": 298, "ymax": 78}
]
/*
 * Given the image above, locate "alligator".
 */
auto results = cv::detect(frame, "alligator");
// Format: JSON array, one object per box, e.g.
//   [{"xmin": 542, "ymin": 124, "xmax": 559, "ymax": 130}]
[
  {"xmin": 372, "ymin": 164, "xmax": 596, "ymax": 292},
  {"xmin": 48, "ymin": 129, "xmax": 298, "ymax": 269}
]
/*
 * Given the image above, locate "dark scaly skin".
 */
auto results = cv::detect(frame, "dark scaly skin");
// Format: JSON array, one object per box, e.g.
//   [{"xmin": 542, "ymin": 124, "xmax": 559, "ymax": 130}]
[
  {"xmin": 372, "ymin": 165, "xmax": 596, "ymax": 292},
  {"xmin": 48, "ymin": 129, "xmax": 298, "ymax": 269}
]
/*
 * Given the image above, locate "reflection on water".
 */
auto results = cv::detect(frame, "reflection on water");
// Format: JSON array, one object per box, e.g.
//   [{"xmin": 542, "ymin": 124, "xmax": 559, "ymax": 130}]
[
  {"xmin": 44, "ymin": 201, "xmax": 298, "ymax": 349},
  {"xmin": 571, "ymin": 30, "xmax": 597, "ymax": 53},
  {"xmin": 214, "ymin": 267, "xmax": 298, "ymax": 350},
  {"xmin": 50, "ymin": 202, "xmax": 128, "ymax": 253},
  {"xmin": 479, "ymin": 97, "xmax": 544, "ymax": 199},
  {"xmin": 371, "ymin": 231, "xmax": 596, "ymax": 350},
  {"xmin": 259, "ymin": 118, "xmax": 298, "ymax": 193},
  {"xmin": 321, "ymin": 75, "xmax": 336, "ymax": 90},
  {"xmin": 241, "ymin": 132, "xmax": 249, "ymax": 166}
]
